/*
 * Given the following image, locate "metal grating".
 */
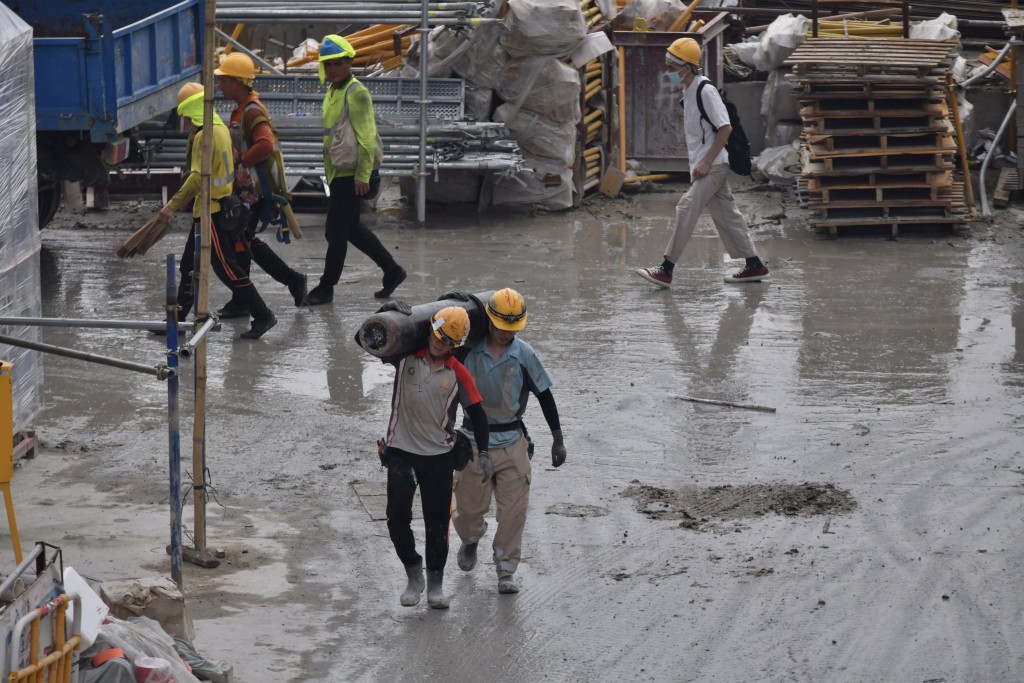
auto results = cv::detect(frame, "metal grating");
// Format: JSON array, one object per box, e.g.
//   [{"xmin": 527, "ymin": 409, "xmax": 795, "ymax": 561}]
[{"xmin": 215, "ymin": 75, "xmax": 465, "ymax": 123}]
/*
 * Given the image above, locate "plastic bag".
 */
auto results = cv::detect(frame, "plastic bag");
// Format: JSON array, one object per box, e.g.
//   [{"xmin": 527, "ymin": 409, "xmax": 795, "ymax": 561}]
[
  {"xmin": 736, "ymin": 14, "xmax": 808, "ymax": 72},
  {"xmin": 493, "ymin": 105, "xmax": 576, "ymax": 167},
  {"xmin": 502, "ymin": 0, "xmax": 587, "ymax": 58},
  {"xmin": 910, "ymin": 12, "xmax": 959, "ymax": 41},
  {"xmin": 488, "ymin": 165, "xmax": 574, "ymax": 211},
  {"xmin": 753, "ymin": 142, "xmax": 800, "ymax": 184},
  {"xmin": 451, "ymin": 23, "xmax": 508, "ymax": 89},
  {"xmin": 611, "ymin": 0, "xmax": 684, "ymax": 32},
  {"xmin": 760, "ymin": 67, "xmax": 800, "ymax": 127},
  {"xmin": 497, "ymin": 57, "xmax": 581, "ymax": 123},
  {"xmin": 95, "ymin": 617, "xmax": 201, "ymax": 683}
]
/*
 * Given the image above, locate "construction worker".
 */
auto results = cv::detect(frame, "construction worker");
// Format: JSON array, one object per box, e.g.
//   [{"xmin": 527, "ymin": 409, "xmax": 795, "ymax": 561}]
[
  {"xmin": 450, "ymin": 288, "xmax": 566, "ymax": 594},
  {"xmin": 635, "ymin": 37, "xmax": 769, "ymax": 289},
  {"xmin": 212, "ymin": 53, "xmax": 308, "ymax": 319},
  {"xmin": 380, "ymin": 304, "xmax": 490, "ymax": 609},
  {"xmin": 303, "ymin": 34, "xmax": 406, "ymax": 306},
  {"xmin": 158, "ymin": 83, "xmax": 276, "ymax": 340}
]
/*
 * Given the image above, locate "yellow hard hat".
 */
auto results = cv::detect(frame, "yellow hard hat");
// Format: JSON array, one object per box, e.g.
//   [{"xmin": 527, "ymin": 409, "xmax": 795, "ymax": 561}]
[
  {"xmin": 486, "ymin": 288, "xmax": 528, "ymax": 332},
  {"xmin": 666, "ymin": 37, "xmax": 701, "ymax": 68},
  {"xmin": 176, "ymin": 82, "xmax": 203, "ymax": 107},
  {"xmin": 215, "ymin": 52, "xmax": 256, "ymax": 84},
  {"xmin": 431, "ymin": 306, "xmax": 470, "ymax": 348}
]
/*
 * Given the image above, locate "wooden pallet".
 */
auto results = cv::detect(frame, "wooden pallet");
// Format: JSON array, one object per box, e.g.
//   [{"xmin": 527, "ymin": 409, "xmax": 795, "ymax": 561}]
[
  {"xmin": 811, "ymin": 151, "xmax": 954, "ymax": 173},
  {"xmin": 810, "ymin": 183, "xmax": 968, "ymax": 220},
  {"xmin": 993, "ymin": 167, "xmax": 1021, "ymax": 207},
  {"xmin": 802, "ymin": 113, "xmax": 949, "ymax": 136},
  {"xmin": 799, "ymin": 100, "xmax": 948, "ymax": 118},
  {"xmin": 785, "ymin": 38, "xmax": 959, "ymax": 77},
  {"xmin": 807, "ymin": 170, "xmax": 951, "ymax": 190},
  {"xmin": 808, "ymin": 131, "xmax": 955, "ymax": 155},
  {"xmin": 812, "ymin": 218, "xmax": 969, "ymax": 238},
  {"xmin": 808, "ymin": 184, "xmax": 951, "ymax": 205}
]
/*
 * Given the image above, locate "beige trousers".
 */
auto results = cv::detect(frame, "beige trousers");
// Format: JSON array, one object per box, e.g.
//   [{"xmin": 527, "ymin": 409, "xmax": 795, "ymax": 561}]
[
  {"xmin": 664, "ymin": 164, "xmax": 756, "ymax": 263},
  {"xmin": 453, "ymin": 437, "xmax": 532, "ymax": 577}
]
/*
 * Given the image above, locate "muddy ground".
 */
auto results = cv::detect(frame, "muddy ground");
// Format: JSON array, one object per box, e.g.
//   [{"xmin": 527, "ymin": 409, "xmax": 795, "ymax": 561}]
[{"xmin": 8, "ymin": 176, "xmax": 1024, "ymax": 682}]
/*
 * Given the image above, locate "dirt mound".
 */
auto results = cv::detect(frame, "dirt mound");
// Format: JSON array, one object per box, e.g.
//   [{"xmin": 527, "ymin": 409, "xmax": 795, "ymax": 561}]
[{"xmin": 622, "ymin": 481, "xmax": 856, "ymax": 529}]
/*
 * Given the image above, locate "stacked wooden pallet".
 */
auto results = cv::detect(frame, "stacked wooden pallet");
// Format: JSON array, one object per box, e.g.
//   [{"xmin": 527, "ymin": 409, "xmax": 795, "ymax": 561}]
[{"xmin": 786, "ymin": 38, "xmax": 972, "ymax": 237}]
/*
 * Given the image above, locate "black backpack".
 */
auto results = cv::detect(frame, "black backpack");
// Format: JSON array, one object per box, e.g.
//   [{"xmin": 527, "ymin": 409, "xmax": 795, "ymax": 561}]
[{"xmin": 695, "ymin": 80, "xmax": 752, "ymax": 177}]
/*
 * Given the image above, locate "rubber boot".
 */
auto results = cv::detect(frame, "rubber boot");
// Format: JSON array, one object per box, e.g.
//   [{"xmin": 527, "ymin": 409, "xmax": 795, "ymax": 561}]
[
  {"xmin": 400, "ymin": 562, "xmax": 424, "ymax": 607},
  {"xmin": 426, "ymin": 569, "xmax": 449, "ymax": 610}
]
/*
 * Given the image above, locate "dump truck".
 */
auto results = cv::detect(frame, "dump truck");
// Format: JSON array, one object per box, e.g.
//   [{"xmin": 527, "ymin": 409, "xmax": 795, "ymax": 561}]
[{"xmin": 7, "ymin": 0, "xmax": 205, "ymax": 226}]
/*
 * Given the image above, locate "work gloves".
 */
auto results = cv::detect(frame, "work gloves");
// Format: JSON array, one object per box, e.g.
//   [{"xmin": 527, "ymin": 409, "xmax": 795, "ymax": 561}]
[
  {"xmin": 377, "ymin": 300, "xmax": 412, "ymax": 315},
  {"xmin": 478, "ymin": 450, "xmax": 493, "ymax": 483},
  {"xmin": 551, "ymin": 430, "xmax": 566, "ymax": 468}
]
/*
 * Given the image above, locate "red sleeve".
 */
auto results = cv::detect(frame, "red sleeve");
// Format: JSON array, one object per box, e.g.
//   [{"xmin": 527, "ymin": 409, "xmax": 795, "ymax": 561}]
[
  {"xmin": 451, "ymin": 359, "xmax": 482, "ymax": 405},
  {"xmin": 240, "ymin": 117, "xmax": 275, "ymax": 167}
]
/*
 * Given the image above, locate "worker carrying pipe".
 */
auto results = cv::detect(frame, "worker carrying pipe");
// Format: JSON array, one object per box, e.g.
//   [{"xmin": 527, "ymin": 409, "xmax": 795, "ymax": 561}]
[
  {"xmin": 213, "ymin": 53, "xmax": 309, "ymax": 320},
  {"xmin": 374, "ymin": 302, "xmax": 490, "ymax": 609}
]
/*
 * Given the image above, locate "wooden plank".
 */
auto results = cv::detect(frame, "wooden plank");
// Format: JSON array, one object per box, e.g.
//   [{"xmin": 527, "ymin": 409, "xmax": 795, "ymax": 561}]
[{"xmin": 993, "ymin": 167, "xmax": 1020, "ymax": 207}]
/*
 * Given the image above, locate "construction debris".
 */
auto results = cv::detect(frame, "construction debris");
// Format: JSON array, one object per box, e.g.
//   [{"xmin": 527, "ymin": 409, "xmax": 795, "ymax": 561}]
[{"xmin": 116, "ymin": 215, "xmax": 172, "ymax": 258}]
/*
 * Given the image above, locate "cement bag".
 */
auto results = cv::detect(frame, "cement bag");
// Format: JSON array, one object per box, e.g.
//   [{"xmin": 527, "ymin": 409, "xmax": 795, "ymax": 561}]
[
  {"xmin": 753, "ymin": 142, "xmax": 800, "ymax": 183},
  {"xmin": 751, "ymin": 14, "xmax": 808, "ymax": 72},
  {"xmin": 451, "ymin": 23, "xmax": 508, "ymax": 89},
  {"xmin": 100, "ymin": 577, "xmax": 195, "ymax": 641},
  {"xmin": 489, "ymin": 165, "xmax": 574, "ymax": 211},
  {"xmin": 497, "ymin": 57, "xmax": 581, "ymax": 124},
  {"xmin": 493, "ymin": 104, "xmax": 576, "ymax": 167},
  {"xmin": 612, "ymin": 0, "xmax": 684, "ymax": 32},
  {"xmin": 910, "ymin": 12, "xmax": 959, "ymax": 41},
  {"xmin": 760, "ymin": 68, "xmax": 799, "ymax": 127},
  {"xmin": 502, "ymin": 0, "xmax": 586, "ymax": 58}
]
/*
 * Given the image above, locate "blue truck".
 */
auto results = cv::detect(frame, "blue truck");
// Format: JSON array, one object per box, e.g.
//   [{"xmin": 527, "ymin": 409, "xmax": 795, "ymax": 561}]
[{"xmin": 7, "ymin": 0, "xmax": 205, "ymax": 226}]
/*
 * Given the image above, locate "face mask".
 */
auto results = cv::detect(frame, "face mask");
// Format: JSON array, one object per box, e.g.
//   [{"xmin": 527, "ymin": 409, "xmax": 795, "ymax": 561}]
[{"xmin": 667, "ymin": 71, "xmax": 682, "ymax": 84}]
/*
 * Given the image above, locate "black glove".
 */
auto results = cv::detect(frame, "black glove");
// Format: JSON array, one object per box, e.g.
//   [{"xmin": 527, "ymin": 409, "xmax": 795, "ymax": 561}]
[
  {"xmin": 478, "ymin": 450, "xmax": 493, "ymax": 483},
  {"xmin": 438, "ymin": 290, "xmax": 472, "ymax": 302},
  {"xmin": 551, "ymin": 430, "xmax": 566, "ymax": 468},
  {"xmin": 376, "ymin": 300, "xmax": 412, "ymax": 315}
]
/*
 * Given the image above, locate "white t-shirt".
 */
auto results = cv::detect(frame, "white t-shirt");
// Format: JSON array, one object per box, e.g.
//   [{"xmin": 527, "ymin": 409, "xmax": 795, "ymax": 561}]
[{"xmin": 680, "ymin": 75, "xmax": 729, "ymax": 173}]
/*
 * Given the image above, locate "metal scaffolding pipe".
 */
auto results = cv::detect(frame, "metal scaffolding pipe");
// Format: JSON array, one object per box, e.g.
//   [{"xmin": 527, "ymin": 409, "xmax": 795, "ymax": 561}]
[
  {"xmin": 0, "ymin": 316, "xmax": 196, "ymax": 332},
  {"xmin": 215, "ymin": 29, "xmax": 283, "ymax": 75},
  {"xmin": 178, "ymin": 316, "xmax": 219, "ymax": 358},
  {"xmin": 0, "ymin": 334, "xmax": 175, "ymax": 380},
  {"xmin": 165, "ymin": 255, "xmax": 183, "ymax": 589},
  {"xmin": 418, "ymin": 0, "xmax": 429, "ymax": 224}
]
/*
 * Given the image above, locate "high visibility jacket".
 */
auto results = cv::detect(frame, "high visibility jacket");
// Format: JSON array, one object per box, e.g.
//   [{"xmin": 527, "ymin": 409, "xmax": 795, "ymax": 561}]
[
  {"xmin": 322, "ymin": 77, "xmax": 377, "ymax": 185},
  {"xmin": 233, "ymin": 93, "xmax": 291, "ymax": 201},
  {"xmin": 168, "ymin": 123, "xmax": 234, "ymax": 217}
]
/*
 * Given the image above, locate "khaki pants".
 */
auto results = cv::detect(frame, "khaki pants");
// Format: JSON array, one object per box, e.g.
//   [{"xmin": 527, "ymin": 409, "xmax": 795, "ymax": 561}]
[
  {"xmin": 664, "ymin": 164, "xmax": 756, "ymax": 264},
  {"xmin": 453, "ymin": 437, "xmax": 531, "ymax": 577}
]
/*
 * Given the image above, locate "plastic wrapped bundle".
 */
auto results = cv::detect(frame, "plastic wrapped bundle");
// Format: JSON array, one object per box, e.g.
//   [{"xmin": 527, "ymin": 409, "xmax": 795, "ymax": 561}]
[
  {"xmin": 0, "ymin": 5, "xmax": 44, "ymax": 434},
  {"xmin": 501, "ymin": 0, "xmax": 586, "ymax": 58},
  {"xmin": 611, "ymin": 0, "xmax": 684, "ymax": 32},
  {"xmin": 497, "ymin": 57, "xmax": 581, "ymax": 124},
  {"xmin": 487, "ymin": 165, "xmax": 573, "ymax": 211},
  {"xmin": 493, "ymin": 104, "xmax": 577, "ymax": 167},
  {"xmin": 451, "ymin": 22, "xmax": 509, "ymax": 89}
]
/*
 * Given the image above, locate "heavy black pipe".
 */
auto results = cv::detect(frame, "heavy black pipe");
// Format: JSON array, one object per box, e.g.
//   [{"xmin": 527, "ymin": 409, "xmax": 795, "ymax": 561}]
[{"xmin": 355, "ymin": 291, "xmax": 495, "ymax": 360}]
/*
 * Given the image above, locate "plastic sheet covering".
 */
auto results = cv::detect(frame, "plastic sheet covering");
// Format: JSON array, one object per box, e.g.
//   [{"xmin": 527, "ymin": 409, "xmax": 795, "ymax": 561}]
[
  {"xmin": 753, "ymin": 141, "xmax": 800, "ymax": 183},
  {"xmin": 93, "ymin": 617, "xmax": 201, "ymax": 683},
  {"xmin": 910, "ymin": 12, "xmax": 959, "ymax": 41},
  {"xmin": 451, "ymin": 22, "xmax": 509, "ymax": 89},
  {"xmin": 734, "ymin": 14, "xmax": 809, "ymax": 72},
  {"xmin": 501, "ymin": 0, "xmax": 587, "ymax": 58},
  {"xmin": 493, "ymin": 104, "xmax": 576, "ymax": 167},
  {"xmin": 488, "ymin": 165, "xmax": 573, "ymax": 211},
  {"xmin": 0, "ymin": 4, "xmax": 44, "ymax": 435},
  {"xmin": 611, "ymin": 0, "xmax": 684, "ymax": 32},
  {"xmin": 760, "ymin": 68, "xmax": 800, "ymax": 128},
  {"xmin": 497, "ymin": 57, "xmax": 581, "ymax": 124},
  {"xmin": 464, "ymin": 84, "xmax": 494, "ymax": 122},
  {"xmin": 404, "ymin": 25, "xmax": 474, "ymax": 78}
]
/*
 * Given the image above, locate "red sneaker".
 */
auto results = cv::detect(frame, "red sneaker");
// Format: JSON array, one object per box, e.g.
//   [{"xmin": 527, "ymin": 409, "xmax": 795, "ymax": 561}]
[
  {"xmin": 724, "ymin": 265, "xmax": 769, "ymax": 283},
  {"xmin": 635, "ymin": 266, "xmax": 672, "ymax": 288}
]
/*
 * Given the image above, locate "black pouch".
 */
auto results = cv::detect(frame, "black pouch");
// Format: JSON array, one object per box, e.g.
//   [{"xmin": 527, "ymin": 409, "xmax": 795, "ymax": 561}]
[
  {"xmin": 219, "ymin": 195, "xmax": 250, "ymax": 242},
  {"xmin": 363, "ymin": 169, "xmax": 382, "ymax": 201},
  {"xmin": 452, "ymin": 432, "xmax": 473, "ymax": 471}
]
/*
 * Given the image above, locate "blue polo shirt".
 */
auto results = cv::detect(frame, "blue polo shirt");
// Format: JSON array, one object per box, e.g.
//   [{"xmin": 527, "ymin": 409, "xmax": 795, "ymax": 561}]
[{"xmin": 459, "ymin": 337, "xmax": 552, "ymax": 449}]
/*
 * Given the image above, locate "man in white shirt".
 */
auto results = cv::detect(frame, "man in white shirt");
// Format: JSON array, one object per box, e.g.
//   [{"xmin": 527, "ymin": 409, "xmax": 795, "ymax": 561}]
[{"xmin": 635, "ymin": 37, "xmax": 769, "ymax": 289}]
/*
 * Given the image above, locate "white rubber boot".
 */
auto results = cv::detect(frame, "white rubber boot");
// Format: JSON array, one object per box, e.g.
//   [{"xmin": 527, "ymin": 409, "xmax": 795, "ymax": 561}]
[
  {"xmin": 426, "ymin": 569, "xmax": 449, "ymax": 609},
  {"xmin": 400, "ymin": 562, "xmax": 424, "ymax": 607}
]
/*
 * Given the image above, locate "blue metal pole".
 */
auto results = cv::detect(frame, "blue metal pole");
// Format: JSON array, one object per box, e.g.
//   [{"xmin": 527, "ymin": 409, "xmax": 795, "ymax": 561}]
[{"xmin": 167, "ymin": 254, "xmax": 183, "ymax": 589}]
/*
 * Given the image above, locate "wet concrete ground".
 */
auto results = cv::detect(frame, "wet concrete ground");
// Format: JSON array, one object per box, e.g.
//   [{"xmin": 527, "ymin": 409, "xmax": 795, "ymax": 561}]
[{"xmin": 8, "ymin": 179, "xmax": 1024, "ymax": 682}]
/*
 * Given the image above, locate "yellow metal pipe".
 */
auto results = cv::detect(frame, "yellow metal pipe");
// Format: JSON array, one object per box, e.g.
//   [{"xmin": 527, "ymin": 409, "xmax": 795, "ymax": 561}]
[
  {"xmin": 584, "ymin": 108, "xmax": 603, "ymax": 125},
  {"xmin": 623, "ymin": 173, "xmax": 675, "ymax": 183},
  {"xmin": 222, "ymin": 23, "xmax": 245, "ymax": 56},
  {"xmin": 946, "ymin": 74, "xmax": 975, "ymax": 210},
  {"xmin": 617, "ymin": 47, "xmax": 626, "ymax": 169}
]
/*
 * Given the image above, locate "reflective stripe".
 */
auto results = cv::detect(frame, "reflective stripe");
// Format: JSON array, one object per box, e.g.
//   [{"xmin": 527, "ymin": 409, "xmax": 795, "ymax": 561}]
[{"xmin": 213, "ymin": 151, "xmax": 232, "ymax": 187}]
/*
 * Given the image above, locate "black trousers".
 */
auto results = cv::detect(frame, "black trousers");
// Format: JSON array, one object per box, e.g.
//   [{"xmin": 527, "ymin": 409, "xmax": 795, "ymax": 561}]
[
  {"xmin": 235, "ymin": 198, "xmax": 304, "ymax": 287},
  {"xmin": 177, "ymin": 211, "xmax": 269, "ymax": 320},
  {"xmin": 320, "ymin": 176, "xmax": 397, "ymax": 288},
  {"xmin": 385, "ymin": 447, "xmax": 455, "ymax": 571}
]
